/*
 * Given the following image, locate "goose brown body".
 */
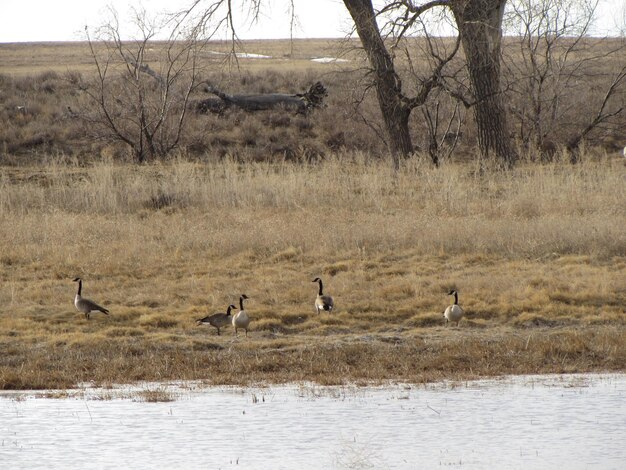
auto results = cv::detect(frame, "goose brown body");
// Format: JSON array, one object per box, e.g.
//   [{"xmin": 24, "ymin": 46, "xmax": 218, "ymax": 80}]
[
  {"xmin": 197, "ymin": 304, "xmax": 236, "ymax": 335},
  {"xmin": 73, "ymin": 278, "xmax": 109, "ymax": 320}
]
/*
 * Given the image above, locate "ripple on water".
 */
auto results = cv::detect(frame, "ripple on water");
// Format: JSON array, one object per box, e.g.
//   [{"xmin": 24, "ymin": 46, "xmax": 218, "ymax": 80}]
[{"xmin": 1, "ymin": 374, "xmax": 625, "ymax": 469}]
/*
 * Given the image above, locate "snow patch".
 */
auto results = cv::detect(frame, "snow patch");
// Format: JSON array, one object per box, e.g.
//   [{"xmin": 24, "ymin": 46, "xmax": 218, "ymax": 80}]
[
  {"xmin": 311, "ymin": 57, "xmax": 350, "ymax": 63},
  {"xmin": 207, "ymin": 51, "xmax": 272, "ymax": 59}
]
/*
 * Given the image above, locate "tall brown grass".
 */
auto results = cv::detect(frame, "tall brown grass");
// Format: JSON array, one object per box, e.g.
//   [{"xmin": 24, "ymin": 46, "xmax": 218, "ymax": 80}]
[
  {"xmin": 1, "ymin": 154, "xmax": 624, "ymax": 256},
  {"xmin": 0, "ymin": 156, "xmax": 624, "ymax": 389}
]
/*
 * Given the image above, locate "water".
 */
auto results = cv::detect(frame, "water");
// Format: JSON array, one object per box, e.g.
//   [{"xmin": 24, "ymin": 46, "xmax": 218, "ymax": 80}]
[{"xmin": 1, "ymin": 374, "xmax": 625, "ymax": 469}]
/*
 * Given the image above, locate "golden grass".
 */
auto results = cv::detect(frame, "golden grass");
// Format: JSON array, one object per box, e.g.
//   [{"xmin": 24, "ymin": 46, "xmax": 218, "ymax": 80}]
[{"xmin": 1, "ymin": 155, "xmax": 625, "ymax": 389}]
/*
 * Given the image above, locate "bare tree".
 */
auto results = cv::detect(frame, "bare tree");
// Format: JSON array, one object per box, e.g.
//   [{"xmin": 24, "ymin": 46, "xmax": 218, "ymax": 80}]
[
  {"xmin": 503, "ymin": 0, "xmax": 626, "ymax": 160},
  {"xmin": 182, "ymin": 0, "xmax": 518, "ymax": 167},
  {"xmin": 172, "ymin": 0, "xmax": 263, "ymax": 65},
  {"xmin": 80, "ymin": 8, "xmax": 207, "ymax": 162},
  {"xmin": 341, "ymin": 1, "xmax": 518, "ymax": 167},
  {"xmin": 422, "ymin": 95, "xmax": 464, "ymax": 166},
  {"xmin": 344, "ymin": 0, "xmax": 461, "ymax": 169}
]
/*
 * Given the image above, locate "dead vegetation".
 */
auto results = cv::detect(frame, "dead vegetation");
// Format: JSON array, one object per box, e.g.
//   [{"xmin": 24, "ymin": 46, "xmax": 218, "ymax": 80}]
[
  {"xmin": 0, "ymin": 39, "xmax": 624, "ymax": 389},
  {"xmin": 0, "ymin": 156, "xmax": 624, "ymax": 389},
  {"xmin": 0, "ymin": 38, "xmax": 624, "ymax": 164}
]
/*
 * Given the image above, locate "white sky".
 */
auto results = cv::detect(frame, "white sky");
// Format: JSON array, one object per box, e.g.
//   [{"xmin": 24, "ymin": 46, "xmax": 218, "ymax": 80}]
[{"xmin": 0, "ymin": 0, "xmax": 624, "ymax": 43}]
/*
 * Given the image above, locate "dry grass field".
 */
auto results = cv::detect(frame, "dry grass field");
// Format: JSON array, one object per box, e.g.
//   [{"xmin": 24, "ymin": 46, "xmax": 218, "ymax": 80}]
[
  {"xmin": 0, "ymin": 155, "xmax": 624, "ymax": 389},
  {"xmin": 0, "ymin": 39, "xmax": 353, "ymax": 76},
  {"xmin": 0, "ymin": 40, "xmax": 625, "ymax": 390}
]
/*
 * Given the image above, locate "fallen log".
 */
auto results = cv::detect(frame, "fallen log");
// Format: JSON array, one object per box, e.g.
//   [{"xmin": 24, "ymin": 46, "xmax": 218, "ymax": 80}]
[{"xmin": 196, "ymin": 82, "xmax": 327, "ymax": 115}]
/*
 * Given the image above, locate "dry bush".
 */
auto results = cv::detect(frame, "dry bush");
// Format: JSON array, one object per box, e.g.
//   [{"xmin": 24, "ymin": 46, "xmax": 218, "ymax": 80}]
[
  {"xmin": 135, "ymin": 388, "xmax": 175, "ymax": 402},
  {"xmin": 0, "ymin": 72, "xmax": 83, "ymax": 159}
]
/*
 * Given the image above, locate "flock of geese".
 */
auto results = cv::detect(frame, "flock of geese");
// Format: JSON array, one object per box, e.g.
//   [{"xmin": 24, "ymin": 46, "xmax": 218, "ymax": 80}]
[{"xmin": 72, "ymin": 276, "xmax": 465, "ymax": 337}]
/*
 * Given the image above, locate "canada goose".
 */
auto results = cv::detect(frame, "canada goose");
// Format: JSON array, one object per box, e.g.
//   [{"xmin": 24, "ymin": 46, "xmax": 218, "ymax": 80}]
[
  {"xmin": 312, "ymin": 277, "xmax": 334, "ymax": 314},
  {"xmin": 72, "ymin": 277, "xmax": 109, "ymax": 320},
  {"xmin": 444, "ymin": 289, "xmax": 464, "ymax": 326},
  {"xmin": 232, "ymin": 294, "xmax": 250, "ymax": 337},
  {"xmin": 196, "ymin": 304, "xmax": 236, "ymax": 336}
]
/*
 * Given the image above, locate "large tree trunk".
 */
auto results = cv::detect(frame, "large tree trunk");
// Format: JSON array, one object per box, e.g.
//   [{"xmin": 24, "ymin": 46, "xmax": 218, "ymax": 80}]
[
  {"xmin": 451, "ymin": 0, "xmax": 517, "ymax": 167},
  {"xmin": 343, "ymin": 0, "xmax": 413, "ymax": 170}
]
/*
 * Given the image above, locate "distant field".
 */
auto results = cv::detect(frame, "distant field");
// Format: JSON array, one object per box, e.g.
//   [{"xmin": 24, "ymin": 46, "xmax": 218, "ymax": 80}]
[
  {"xmin": 0, "ymin": 157, "xmax": 624, "ymax": 389},
  {"xmin": 0, "ymin": 39, "xmax": 354, "ymax": 76}
]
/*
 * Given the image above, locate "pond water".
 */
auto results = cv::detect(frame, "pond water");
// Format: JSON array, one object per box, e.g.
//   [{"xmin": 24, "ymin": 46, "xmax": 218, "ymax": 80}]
[{"xmin": 1, "ymin": 374, "xmax": 625, "ymax": 469}]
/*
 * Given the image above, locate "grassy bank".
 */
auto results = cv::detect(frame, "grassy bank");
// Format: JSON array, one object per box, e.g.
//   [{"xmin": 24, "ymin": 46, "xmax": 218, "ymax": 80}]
[{"xmin": 0, "ymin": 155, "xmax": 625, "ymax": 389}]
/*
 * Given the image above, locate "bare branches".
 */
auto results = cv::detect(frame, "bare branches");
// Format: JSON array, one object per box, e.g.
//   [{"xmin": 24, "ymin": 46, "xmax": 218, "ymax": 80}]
[
  {"xmin": 342, "ymin": 0, "xmax": 471, "ymax": 167},
  {"xmin": 377, "ymin": 0, "xmax": 451, "ymax": 46},
  {"xmin": 287, "ymin": 0, "xmax": 300, "ymax": 56},
  {"xmin": 79, "ymin": 7, "xmax": 209, "ymax": 162},
  {"xmin": 169, "ymin": 0, "xmax": 265, "ymax": 67},
  {"xmin": 422, "ymin": 98, "xmax": 464, "ymax": 165},
  {"xmin": 567, "ymin": 66, "xmax": 626, "ymax": 151},
  {"xmin": 504, "ymin": 0, "xmax": 626, "ymax": 154},
  {"xmin": 122, "ymin": 54, "xmax": 166, "ymax": 86},
  {"xmin": 406, "ymin": 33, "xmax": 461, "ymax": 109}
]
